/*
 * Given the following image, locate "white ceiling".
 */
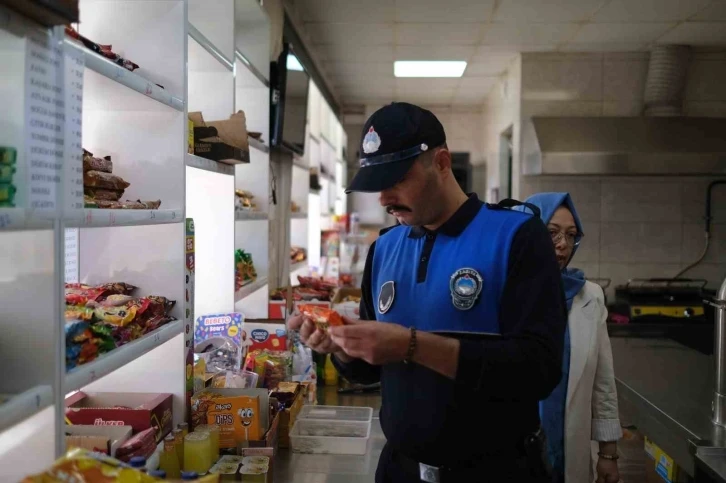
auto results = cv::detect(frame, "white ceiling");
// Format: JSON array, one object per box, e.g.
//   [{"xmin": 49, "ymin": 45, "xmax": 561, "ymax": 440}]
[{"xmin": 289, "ymin": 0, "xmax": 726, "ymax": 108}]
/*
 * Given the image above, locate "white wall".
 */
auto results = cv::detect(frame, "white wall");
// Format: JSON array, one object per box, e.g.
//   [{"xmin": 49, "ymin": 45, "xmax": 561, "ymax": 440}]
[{"xmin": 483, "ymin": 50, "xmax": 726, "ymax": 296}]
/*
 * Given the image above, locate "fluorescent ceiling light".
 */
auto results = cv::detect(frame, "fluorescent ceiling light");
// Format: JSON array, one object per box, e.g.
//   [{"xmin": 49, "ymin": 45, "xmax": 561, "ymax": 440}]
[
  {"xmin": 394, "ymin": 61, "xmax": 467, "ymax": 78},
  {"xmin": 287, "ymin": 54, "xmax": 304, "ymax": 72}
]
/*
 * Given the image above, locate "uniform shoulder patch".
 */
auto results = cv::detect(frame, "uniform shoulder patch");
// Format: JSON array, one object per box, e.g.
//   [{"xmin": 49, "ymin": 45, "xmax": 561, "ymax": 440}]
[{"xmin": 378, "ymin": 281, "xmax": 395, "ymax": 314}]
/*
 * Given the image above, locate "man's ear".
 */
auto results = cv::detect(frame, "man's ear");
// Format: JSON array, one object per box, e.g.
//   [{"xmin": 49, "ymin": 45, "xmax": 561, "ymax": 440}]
[{"xmin": 433, "ymin": 148, "xmax": 452, "ymax": 173}]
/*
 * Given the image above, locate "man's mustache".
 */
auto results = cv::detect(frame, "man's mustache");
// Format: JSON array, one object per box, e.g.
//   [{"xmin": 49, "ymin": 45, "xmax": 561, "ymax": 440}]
[{"xmin": 386, "ymin": 205, "xmax": 412, "ymax": 214}]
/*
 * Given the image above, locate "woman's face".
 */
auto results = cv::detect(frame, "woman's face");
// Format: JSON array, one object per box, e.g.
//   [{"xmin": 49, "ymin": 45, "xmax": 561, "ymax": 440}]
[{"xmin": 548, "ymin": 206, "xmax": 578, "ymax": 270}]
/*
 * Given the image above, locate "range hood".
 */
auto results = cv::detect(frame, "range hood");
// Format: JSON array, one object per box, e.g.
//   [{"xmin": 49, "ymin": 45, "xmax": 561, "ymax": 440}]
[
  {"xmin": 522, "ymin": 45, "xmax": 726, "ymax": 176},
  {"xmin": 522, "ymin": 116, "xmax": 726, "ymax": 176}
]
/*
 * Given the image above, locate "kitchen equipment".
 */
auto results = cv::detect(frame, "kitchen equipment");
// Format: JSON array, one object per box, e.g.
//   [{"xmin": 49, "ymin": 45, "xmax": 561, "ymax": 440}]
[{"xmin": 608, "ymin": 278, "xmax": 715, "ymax": 354}]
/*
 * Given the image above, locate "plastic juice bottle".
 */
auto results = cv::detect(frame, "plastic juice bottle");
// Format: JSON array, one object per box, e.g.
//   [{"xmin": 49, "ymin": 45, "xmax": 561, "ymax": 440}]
[
  {"xmin": 173, "ymin": 428, "xmax": 185, "ymax": 466},
  {"xmin": 184, "ymin": 432, "xmax": 212, "ymax": 474},
  {"xmin": 148, "ymin": 469, "xmax": 166, "ymax": 479},
  {"xmin": 195, "ymin": 424, "xmax": 220, "ymax": 463},
  {"xmin": 129, "ymin": 456, "xmax": 147, "ymax": 473},
  {"xmin": 178, "ymin": 422, "xmax": 189, "ymax": 438},
  {"xmin": 324, "ymin": 354, "xmax": 339, "ymax": 386},
  {"xmin": 181, "ymin": 471, "xmax": 199, "ymax": 481},
  {"xmin": 159, "ymin": 435, "xmax": 181, "ymax": 479}
]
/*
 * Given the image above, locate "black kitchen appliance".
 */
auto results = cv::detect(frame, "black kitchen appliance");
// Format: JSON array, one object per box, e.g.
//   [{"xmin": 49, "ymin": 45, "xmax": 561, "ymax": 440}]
[{"xmin": 607, "ymin": 278, "xmax": 716, "ymax": 354}]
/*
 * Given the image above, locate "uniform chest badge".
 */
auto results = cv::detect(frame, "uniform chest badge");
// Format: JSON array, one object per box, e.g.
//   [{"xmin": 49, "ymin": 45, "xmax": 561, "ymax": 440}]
[
  {"xmin": 378, "ymin": 280, "xmax": 395, "ymax": 314},
  {"xmin": 450, "ymin": 268, "xmax": 483, "ymax": 311}
]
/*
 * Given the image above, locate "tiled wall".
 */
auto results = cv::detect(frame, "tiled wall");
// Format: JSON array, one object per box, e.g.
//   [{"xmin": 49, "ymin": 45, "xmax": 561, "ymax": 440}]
[{"xmin": 512, "ymin": 51, "xmax": 726, "ymax": 296}]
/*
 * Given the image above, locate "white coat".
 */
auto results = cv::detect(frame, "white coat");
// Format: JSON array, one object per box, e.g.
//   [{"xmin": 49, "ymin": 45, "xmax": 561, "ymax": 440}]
[{"xmin": 564, "ymin": 281, "xmax": 622, "ymax": 483}]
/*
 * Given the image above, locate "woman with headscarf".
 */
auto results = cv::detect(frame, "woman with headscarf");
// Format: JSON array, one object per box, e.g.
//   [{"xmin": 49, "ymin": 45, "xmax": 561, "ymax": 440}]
[{"xmin": 521, "ymin": 192, "xmax": 622, "ymax": 483}]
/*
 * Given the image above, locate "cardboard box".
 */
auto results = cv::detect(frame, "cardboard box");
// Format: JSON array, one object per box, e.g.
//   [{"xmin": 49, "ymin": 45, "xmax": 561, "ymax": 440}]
[
  {"xmin": 191, "ymin": 388, "xmax": 269, "ymax": 449},
  {"xmin": 65, "ymin": 392, "xmax": 173, "ymax": 443},
  {"xmin": 245, "ymin": 321, "xmax": 288, "ymax": 353},
  {"xmin": 644, "ymin": 436, "xmax": 681, "ymax": 483},
  {"xmin": 65, "ymin": 425, "xmax": 132, "ymax": 456},
  {"xmin": 189, "ymin": 111, "xmax": 250, "ymax": 165},
  {"xmin": 275, "ymin": 385, "xmax": 304, "ymax": 449}
]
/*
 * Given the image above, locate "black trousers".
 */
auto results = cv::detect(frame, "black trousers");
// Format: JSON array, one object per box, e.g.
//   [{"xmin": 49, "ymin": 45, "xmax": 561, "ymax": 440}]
[{"xmin": 375, "ymin": 442, "xmax": 551, "ymax": 483}]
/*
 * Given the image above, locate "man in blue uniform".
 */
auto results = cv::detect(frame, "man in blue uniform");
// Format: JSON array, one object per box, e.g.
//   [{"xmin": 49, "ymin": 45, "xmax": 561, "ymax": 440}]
[{"xmin": 288, "ymin": 102, "xmax": 567, "ymax": 482}]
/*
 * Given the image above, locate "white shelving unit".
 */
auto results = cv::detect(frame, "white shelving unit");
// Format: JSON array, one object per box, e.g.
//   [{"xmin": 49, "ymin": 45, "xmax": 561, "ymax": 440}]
[{"xmin": 0, "ymin": 1, "xmax": 348, "ymax": 479}]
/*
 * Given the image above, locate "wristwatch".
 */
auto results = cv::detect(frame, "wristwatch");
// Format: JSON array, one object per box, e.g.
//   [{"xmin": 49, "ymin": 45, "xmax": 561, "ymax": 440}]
[{"xmin": 597, "ymin": 452, "xmax": 619, "ymax": 460}]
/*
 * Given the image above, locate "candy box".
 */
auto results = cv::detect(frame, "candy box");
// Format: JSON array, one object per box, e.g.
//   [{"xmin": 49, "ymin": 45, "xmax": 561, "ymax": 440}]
[
  {"xmin": 195, "ymin": 313, "xmax": 245, "ymax": 373},
  {"xmin": 245, "ymin": 321, "xmax": 287, "ymax": 353},
  {"xmin": 65, "ymin": 392, "xmax": 173, "ymax": 443},
  {"xmin": 191, "ymin": 388, "xmax": 268, "ymax": 448},
  {"xmin": 64, "ymin": 425, "xmax": 132, "ymax": 456},
  {"xmin": 268, "ymin": 300, "xmax": 330, "ymax": 320}
]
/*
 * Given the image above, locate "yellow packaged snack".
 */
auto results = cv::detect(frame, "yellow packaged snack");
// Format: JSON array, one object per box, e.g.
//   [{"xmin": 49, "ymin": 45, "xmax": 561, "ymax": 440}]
[
  {"xmin": 208, "ymin": 394, "xmax": 261, "ymax": 446},
  {"xmin": 22, "ymin": 447, "xmax": 157, "ymax": 482}
]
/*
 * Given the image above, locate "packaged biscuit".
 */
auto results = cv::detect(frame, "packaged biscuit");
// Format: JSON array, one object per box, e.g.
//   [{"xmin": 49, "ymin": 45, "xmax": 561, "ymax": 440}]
[
  {"xmin": 83, "ymin": 149, "xmax": 113, "ymax": 173},
  {"xmin": 298, "ymin": 304, "xmax": 343, "ymax": 331},
  {"xmin": 193, "ymin": 391, "xmax": 262, "ymax": 447},
  {"xmin": 84, "ymin": 170, "xmax": 131, "ymax": 190},
  {"xmin": 0, "ymin": 146, "xmax": 17, "ymax": 165},
  {"xmin": 84, "ymin": 187, "xmax": 124, "ymax": 201},
  {"xmin": 0, "ymin": 183, "xmax": 16, "ymax": 203},
  {"xmin": 0, "ymin": 164, "xmax": 15, "ymax": 183},
  {"xmin": 21, "ymin": 447, "xmax": 157, "ymax": 482}
]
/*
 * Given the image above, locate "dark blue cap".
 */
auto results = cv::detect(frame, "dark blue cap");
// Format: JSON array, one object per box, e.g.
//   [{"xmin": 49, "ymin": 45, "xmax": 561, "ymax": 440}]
[{"xmin": 346, "ymin": 102, "xmax": 446, "ymax": 193}]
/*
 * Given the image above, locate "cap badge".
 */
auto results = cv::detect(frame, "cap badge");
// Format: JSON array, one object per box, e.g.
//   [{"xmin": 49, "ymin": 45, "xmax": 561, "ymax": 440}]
[
  {"xmin": 450, "ymin": 268, "xmax": 483, "ymax": 311},
  {"xmin": 362, "ymin": 126, "xmax": 382, "ymax": 155}
]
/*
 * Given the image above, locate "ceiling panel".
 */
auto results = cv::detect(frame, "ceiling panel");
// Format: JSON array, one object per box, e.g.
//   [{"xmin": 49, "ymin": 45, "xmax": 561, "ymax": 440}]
[
  {"xmin": 316, "ymin": 44, "xmax": 395, "ymax": 62},
  {"xmin": 394, "ymin": 45, "xmax": 477, "ymax": 61},
  {"xmin": 560, "ymin": 42, "xmax": 648, "ymax": 52},
  {"xmin": 657, "ymin": 22, "xmax": 726, "ymax": 44},
  {"xmin": 396, "ymin": 91, "xmax": 457, "ymax": 105},
  {"xmin": 298, "ymin": 0, "xmax": 395, "ymax": 23},
  {"xmin": 458, "ymin": 77, "xmax": 498, "ymax": 93},
  {"xmin": 396, "ymin": 23, "xmax": 483, "ymax": 46},
  {"xmin": 307, "ymin": 23, "xmax": 394, "ymax": 46},
  {"xmin": 571, "ymin": 23, "xmax": 675, "ymax": 43},
  {"xmin": 494, "ymin": 0, "xmax": 604, "ymax": 23},
  {"xmin": 690, "ymin": 1, "xmax": 726, "ymax": 21},
  {"xmin": 592, "ymin": 0, "xmax": 712, "ymax": 22},
  {"xmin": 466, "ymin": 51, "xmax": 517, "ymax": 74},
  {"xmin": 452, "ymin": 90, "xmax": 489, "ymax": 105},
  {"xmin": 482, "ymin": 23, "xmax": 580, "ymax": 45},
  {"xmin": 323, "ymin": 62, "xmax": 393, "ymax": 76},
  {"xmin": 394, "ymin": 0, "xmax": 495, "ymax": 23}
]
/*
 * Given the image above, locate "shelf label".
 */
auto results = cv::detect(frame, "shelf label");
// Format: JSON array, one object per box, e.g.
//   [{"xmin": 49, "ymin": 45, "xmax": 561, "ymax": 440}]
[
  {"xmin": 64, "ymin": 228, "xmax": 79, "ymax": 283},
  {"xmin": 64, "ymin": 39, "xmax": 84, "ymax": 212},
  {"xmin": 25, "ymin": 28, "xmax": 65, "ymax": 213}
]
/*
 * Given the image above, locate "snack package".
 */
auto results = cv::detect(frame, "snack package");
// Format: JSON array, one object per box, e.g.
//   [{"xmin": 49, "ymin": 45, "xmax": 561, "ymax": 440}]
[
  {"xmin": 0, "ymin": 146, "xmax": 17, "ymax": 165},
  {"xmin": 85, "ymin": 197, "xmax": 162, "ymax": 210},
  {"xmin": 298, "ymin": 304, "xmax": 343, "ymax": 331},
  {"xmin": 84, "ymin": 187, "xmax": 124, "ymax": 201},
  {"xmin": 114, "ymin": 427, "xmax": 157, "ymax": 463},
  {"xmin": 0, "ymin": 183, "xmax": 16, "ymax": 203},
  {"xmin": 83, "ymin": 149, "xmax": 113, "ymax": 173},
  {"xmin": 21, "ymin": 447, "xmax": 157, "ymax": 482},
  {"xmin": 84, "ymin": 170, "xmax": 131, "ymax": 190},
  {"xmin": 0, "ymin": 164, "xmax": 15, "ymax": 183},
  {"xmin": 195, "ymin": 313, "xmax": 244, "ymax": 373}
]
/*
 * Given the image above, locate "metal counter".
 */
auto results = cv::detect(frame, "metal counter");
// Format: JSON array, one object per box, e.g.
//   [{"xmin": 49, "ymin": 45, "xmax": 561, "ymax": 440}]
[
  {"xmin": 273, "ymin": 386, "xmax": 383, "ymax": 482},
  {"xmin": 611, "ymin": 337, "xmax": 726, "ymax": 480}
]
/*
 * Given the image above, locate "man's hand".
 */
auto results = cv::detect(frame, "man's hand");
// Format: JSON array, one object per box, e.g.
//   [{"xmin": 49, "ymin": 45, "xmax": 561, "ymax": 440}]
[
  {"xmin": 328, "ymin": 318, "xmax": 410, "ymax": 365},
  {"xmin": 287, "ymin": 314, "xmax": 341, "ymax": 354},
  {"xmin": 596, "ymin": 457, "xmax": 620, "ymax": 483}
]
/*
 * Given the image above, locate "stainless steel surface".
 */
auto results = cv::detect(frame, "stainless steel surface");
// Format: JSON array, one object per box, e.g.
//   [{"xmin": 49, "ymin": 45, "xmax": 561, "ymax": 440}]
[
  {"xmin": 611, "ymin": 337, "xmax": 726, "ymax": 477},
  {"xmin": 274, "ymin": 385, "xmax": 383, "ymax": 482},
  {"xmin": 714, "ymin": 277, "xmax": 726, "ymax": 426},
  {"xmin": 188, "ymin": 23, "xmax": 234, "ymax": 71},
  {"xmin": 521, "ymin": 117, "xmax": 726, "ymax": 175},
  {"xmin": 696, "ymin": 447, "xmax": 726, "ymax": 482}
]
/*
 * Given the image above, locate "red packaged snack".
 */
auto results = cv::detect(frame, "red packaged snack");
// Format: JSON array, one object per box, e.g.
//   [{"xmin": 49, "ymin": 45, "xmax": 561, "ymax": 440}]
[
  {"xmin": 298, "ymin": 304, "xmax": 343, "ymax": 330},
  {"xmin": 84, "ymin": 170, "xmax": 131, "ymax": 190}
]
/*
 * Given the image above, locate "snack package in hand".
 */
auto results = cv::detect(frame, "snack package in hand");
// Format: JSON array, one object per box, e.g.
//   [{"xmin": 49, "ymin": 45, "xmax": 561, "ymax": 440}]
[{"xmin": 298, "ymin": 304, "xmax": 343, "ymax": 331}]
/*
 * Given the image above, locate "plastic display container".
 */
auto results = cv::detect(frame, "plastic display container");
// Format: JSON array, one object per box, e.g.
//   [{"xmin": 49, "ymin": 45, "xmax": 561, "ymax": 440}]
[
  {"xmin": 289, "ymin": 419, "xmax": 371, "ymax": 455},
  {"xmin": 298, "ymin": 405, "xmax": 373, "ymax": 423}
]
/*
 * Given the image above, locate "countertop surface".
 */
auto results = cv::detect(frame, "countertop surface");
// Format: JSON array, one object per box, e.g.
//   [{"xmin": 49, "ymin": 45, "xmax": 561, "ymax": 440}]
[
  {"xmin": 610, "ymin": 336, "xmax": 726, "ymax": 479},
  {"xmin": 273, "ymin": 385, "xmax": 383, "ymax": 482}
]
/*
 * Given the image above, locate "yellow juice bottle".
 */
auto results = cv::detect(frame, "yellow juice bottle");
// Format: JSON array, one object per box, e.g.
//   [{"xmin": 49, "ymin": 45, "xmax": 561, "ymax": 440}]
[
  {"xmin": 195, "ymin": 424, "xmax": 220, "ymax": 464},
  {"xmin": 184, "ymin": 432, "xmax": 212, "ymax": 474},
  {"xmin": 179, "ymin": 422, "xmax": 189, "ymax": 438},
  {"xmin": 159, "ymin": 435, "xmax": 181, "ymax": 479},
  {"xmin": 173, "ymin": 428, "xmax": 185, "ymax": 467}
]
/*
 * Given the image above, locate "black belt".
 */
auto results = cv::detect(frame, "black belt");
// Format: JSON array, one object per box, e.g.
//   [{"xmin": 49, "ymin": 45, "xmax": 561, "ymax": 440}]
[{"xmin": 391, "ymin": 428, "xmax": 547, "ymax": 483}]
